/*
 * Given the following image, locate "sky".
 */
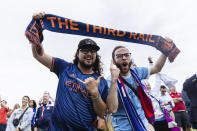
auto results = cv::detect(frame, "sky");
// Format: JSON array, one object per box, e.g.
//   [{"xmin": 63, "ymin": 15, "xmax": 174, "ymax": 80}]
[{"xmin": 0, "ymin": 0, "xmax": 197, "ymax": 108}]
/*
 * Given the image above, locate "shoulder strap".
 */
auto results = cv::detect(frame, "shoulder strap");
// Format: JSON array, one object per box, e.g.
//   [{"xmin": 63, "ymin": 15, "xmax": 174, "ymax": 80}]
[
  {"xmin": 19, "ymin": 107, "xmax": 29, "ymax": 121},
  {"xmin": 148, "ymin": 92, "xmax": 165, "ymax": 113},
  {"xmin": 120, "ymin": 76, "xmax": 140, "ymax": 98}
]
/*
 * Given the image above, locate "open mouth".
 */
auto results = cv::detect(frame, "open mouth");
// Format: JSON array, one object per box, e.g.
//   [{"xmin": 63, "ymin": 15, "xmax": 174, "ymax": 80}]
[
  {"xmin": 122, "ymin": 62, "xmax": 128, "ymax": 67},
  {"xmin": 84, "ymin": 56, "xmax": 92, "ymax": 60}
]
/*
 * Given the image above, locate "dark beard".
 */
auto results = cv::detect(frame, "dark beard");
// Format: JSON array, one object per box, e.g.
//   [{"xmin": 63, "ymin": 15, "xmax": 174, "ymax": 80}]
[
  {"xmin": 79, "ymin": 59, "xmax": 94, "ymax": 69},
  {"xmin": 115, "ymin": 61, "xmax": 132, "ymax": 75}
]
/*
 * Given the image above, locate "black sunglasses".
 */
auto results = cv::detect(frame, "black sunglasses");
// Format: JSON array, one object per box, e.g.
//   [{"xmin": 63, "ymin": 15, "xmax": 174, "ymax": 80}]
[{"xmin": 79, "ymin": 48, "xmax": 97, "ymax": 54}]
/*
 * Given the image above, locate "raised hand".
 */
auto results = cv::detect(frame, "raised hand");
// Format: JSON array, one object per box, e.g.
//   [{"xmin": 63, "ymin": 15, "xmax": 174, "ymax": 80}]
[
  {"xmin": 165, "ymin": 37, "xmax": 173, "ymax": 43},
  {"xmin": 148, "ymin": 57, "xmax": 153, "ymax": 63},
  {"xmin": 161, "ymin": 37, "xmax": 174, "ymax": 52},
  {"xmin": 110, "ymin": 60, "xmax": 120, "ymax": 82},
  {"xmin": 13, "ymin": 103, "xmax": 20, "ymax": 110},
  {"xmin": 32, "ymin": 12, "xmax": 45, "ymax": 20},
  {"xmin": 77, "ymin": 76, "xmax": 103, "ymax": 97}
]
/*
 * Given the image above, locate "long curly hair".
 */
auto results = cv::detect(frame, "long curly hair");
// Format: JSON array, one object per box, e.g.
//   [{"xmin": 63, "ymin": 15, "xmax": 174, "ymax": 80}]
[
  {"xmin": 30, "ymin": 100, "xmax": 37, "ymax": 109},
  {"xmin": 73, "ymin": 49, "xmax": 103, "ymax": 75}
]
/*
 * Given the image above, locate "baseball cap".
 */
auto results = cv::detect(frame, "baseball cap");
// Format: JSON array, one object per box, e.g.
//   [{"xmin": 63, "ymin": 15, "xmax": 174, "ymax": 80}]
[{"xmin": 78, "ymin": 38, "xmax": 100, "ymax": 51}]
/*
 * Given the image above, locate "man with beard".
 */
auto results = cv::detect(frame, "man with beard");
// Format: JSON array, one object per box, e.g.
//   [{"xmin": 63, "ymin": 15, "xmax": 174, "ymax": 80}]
[
  {"xmin": 107, "ymin": 40, "xmax": 172, "ymax": 131},
  {"xmin": 30, "ymin": 12, "xmax": 108, "ymax": 131},
  {"xmin": 30, "ymin": 38, "xmax": 108, "ymax": 130}
]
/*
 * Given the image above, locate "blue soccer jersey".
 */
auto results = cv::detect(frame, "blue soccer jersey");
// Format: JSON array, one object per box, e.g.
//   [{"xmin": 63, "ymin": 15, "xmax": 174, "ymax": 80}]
[{"xmin": 49, "ymin": 57, "xmax": 108, "ymax": 131}]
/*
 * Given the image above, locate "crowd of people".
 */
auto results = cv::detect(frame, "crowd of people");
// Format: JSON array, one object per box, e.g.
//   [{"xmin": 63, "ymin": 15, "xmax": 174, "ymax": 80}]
[
  {"xmin": 0, "ymin": 13, "xmax": 197, "ymax": 131},
  {"xmin": 0, "ymin": 91, "xmax": 55, "ymax": 131}
]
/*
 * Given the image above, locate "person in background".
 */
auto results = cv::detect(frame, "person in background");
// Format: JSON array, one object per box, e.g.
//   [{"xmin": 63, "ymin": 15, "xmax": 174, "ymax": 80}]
[
  {"xmin": 181, "ymin": 90, "xmax": 192, "ymax": 127},
  {"xmin": 7, "ymin": 103, "xmax": 20, "ymax": 118},
  {"xmin": 170, "ymin": 86, "xmax": 191, "ymax": 131},
  {"xmin": 6, "ymin": 96, "xmax": 33, "ymax": 131},
  {"xmin": 29, "ymin": 100, "xmax": 37, "ymax": 131},
  {"xmin": 142, "ymin": 57, "xmax": 175, "ymax": 131},
  {"xmin": 143, "ymin": 80, "xmax": 170, "ymax": 131},
  {"xmin": 38, "ymin": 91, "xmax": 55, "ymax": 106},
  {"xmin": 183, "ymin": 73, "xmax": 197, "ymax": 130},
  {"xmin": 34, "ymin": 92, "xmax": 53, "ymax": 131},
  {"xmin": 158, "ymin": 85, "xmax": 175, "ymax": 120},
  {"xmin": 0, "ymin": 97, "xmax": 9, "ymax": 131}
]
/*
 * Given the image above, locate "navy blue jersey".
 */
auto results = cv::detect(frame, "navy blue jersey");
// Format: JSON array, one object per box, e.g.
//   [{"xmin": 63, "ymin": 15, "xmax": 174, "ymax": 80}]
[
  {"xmin": 49, "ymin": 57, "xmax": 108, "ymax": 131},
  {"xmin": 35, "ymin": 103, "xmax": 53, "ymax": 129}
]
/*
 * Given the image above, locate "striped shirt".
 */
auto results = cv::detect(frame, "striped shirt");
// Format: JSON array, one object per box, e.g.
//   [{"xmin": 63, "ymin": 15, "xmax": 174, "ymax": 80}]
[{"xmin": 49, "ymin": 57, "xmax": 108, "ymax": 130}]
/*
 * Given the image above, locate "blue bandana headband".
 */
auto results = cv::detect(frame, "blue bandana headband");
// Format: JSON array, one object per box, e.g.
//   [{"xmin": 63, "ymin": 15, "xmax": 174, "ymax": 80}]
[{"xmin": 25, "ymin": 14, "xmax": 180, "ymax": 62}]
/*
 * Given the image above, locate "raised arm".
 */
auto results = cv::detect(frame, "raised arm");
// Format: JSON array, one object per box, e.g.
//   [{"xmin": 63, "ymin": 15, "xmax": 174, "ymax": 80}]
[
  {"xmin": 150, "ymin": 54, "xmax": 166, "ymax": 75},
  {"xmin": 7, "ymin": 103, "xmax": 19, "ymax": 118},
  {"xmin": 31, "ymin": 44, "xmax": 52, "ymax": 69},
  {"xmin": 49, "ymin": 93, "xmax": 55, "ymax": 103},
  {"xmin": 150, "ymin": 38, "xmax": 173, "ymax": 75},
  {"xmin": 107, "ymin": 60, "xmax": 119, "ymax": 113},
  {"xmin": 29, "ymin": 12, "xmax": 52, "ymax": 69}
]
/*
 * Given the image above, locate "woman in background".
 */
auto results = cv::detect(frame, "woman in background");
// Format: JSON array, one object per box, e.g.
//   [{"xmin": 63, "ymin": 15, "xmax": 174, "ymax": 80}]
[{"xmin": 29, "ymin": 100, "xmax": 37, "ymax": 131}]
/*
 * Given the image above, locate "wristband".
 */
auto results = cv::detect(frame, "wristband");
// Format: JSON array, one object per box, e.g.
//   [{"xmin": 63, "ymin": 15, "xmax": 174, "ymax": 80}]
[{"xmin": 91, "ymin": 93, "xmax": 101, "ymax": 103}]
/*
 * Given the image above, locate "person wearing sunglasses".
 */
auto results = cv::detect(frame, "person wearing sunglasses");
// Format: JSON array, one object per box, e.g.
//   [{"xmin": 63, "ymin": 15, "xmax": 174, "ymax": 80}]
[{"xmin": 29, "ymin": 12, "xmax": 109, "ymax": 131}]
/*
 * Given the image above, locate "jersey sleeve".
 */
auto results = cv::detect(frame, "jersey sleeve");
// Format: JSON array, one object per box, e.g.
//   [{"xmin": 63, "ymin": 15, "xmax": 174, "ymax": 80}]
[
  {"xmin": 99, "ymin": 78, "xmax": 109, "ymax": 103},
  {"xmin": 50, "ymin": 57, "xmax": 69, "ymax": 77},
  {"xmin": 133, "ymin": 67, "xmax": 150, "ymax": 80},
  {"xmin": 106, "ymin": 75, "xmax": 111, "ymax": 89}
]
